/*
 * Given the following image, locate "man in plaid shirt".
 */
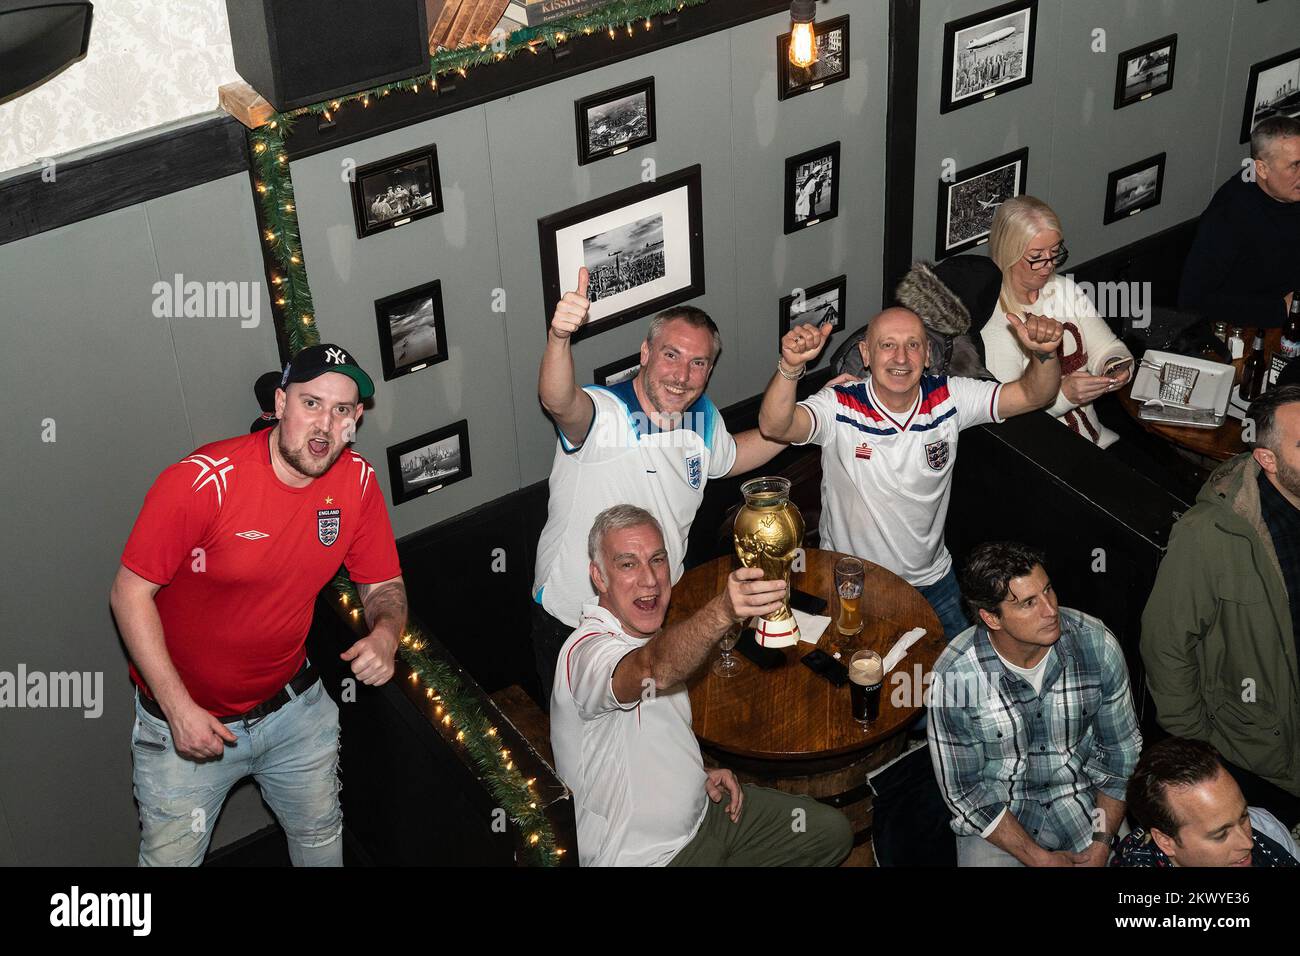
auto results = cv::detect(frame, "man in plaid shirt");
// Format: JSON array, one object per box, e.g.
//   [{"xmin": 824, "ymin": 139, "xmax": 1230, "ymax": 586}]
[{"xmin": 927, "ymin": 541, "xmax": 1142, "ymax": 866}]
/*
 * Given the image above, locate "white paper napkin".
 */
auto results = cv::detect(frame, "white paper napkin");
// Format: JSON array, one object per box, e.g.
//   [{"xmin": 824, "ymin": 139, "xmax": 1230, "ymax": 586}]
[{"xmin": 881, "ymin": 627, "xmax": 926, "ymax": 675}]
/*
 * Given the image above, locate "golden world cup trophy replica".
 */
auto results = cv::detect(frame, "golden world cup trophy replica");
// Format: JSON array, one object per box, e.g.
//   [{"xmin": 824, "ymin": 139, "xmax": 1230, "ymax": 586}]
[{"xmin": 733, "ymin": 476, "xmax": 805, "ymax": 647}]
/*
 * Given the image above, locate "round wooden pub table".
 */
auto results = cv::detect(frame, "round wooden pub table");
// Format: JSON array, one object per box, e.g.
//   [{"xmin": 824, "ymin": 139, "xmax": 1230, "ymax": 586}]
[{"xmin": 664, "ymin": 548, "xmax": 945, "ymax": 841}]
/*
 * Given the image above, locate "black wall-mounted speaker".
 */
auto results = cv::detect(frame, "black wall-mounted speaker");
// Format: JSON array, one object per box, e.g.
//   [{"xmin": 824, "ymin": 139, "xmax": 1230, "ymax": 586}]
[
  {"xmin": 0, "ymin": 1, "xmax": 93, "ymax": 104},
  {"xmin": 224, "ymin": 0, "xmax": 430, "ymax": 112}
]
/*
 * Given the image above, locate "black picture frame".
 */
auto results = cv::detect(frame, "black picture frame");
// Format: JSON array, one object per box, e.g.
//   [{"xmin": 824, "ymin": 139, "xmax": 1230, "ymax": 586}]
[
  {"xmin": 386, "ymin": 419, "xmax": 471, "ymax": 505},
  {"xmin": 574, "ymin": 77, "xmax": 657, "ymax": 165},
  {"xmin": 779, "ymin": 275, "xmax": 847, "ymax": 354},
  {"xmin": 784, "ymin": 141, "xmax": 841, "ymax": 235},
  {"xmin": 1240, "ymin": 46, "xmax": 1300, "ymax": 143},
  {"xmin": 935, "ymin": 147, "xmax": 1028, "ymax": 260},
  {"xmin": 593, "ymin": 352, "xmax": 643, "ymax": 387},
  {"xmin": 538, "ymin": 164, "xmax": 705, "ymax": 345},
  {"xmin": 374, "ymin": 279, "xmax": 448, "ymax": 382},
  {"xmin": 1104, "ymin": 152, "xmax": 1166, "ymax": 224},
  {"xmin": 776, "ymin": 14, "xmax": 851, "ymax": 100},
  {"xmin": 349, "ymin": 145, "xmax": 443, "ymax": 239},
  {"xmin": 1114, "ymin": 34, "xmax": 1177, "ymax": 109},
  {"xmin": 940, "ymin": 0, "xmax": 1038, "ymax": 114}
]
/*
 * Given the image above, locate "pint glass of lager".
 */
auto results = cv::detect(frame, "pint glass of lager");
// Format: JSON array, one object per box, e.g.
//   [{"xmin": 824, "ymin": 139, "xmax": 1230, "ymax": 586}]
[
  {"xmin": 848, "ymin": 650, "xmax": 883, "ymax": 726},
  {"xmin": 835, "ymin": 557, "xmax": 865, "ymax": 638}
]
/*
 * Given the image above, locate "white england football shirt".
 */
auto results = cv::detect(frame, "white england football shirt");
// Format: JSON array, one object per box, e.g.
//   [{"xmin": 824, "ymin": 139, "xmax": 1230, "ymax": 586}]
[
  {"xmin": 796, "ymin": 375, "xmax": 1002, "ymax": 586},
  {"xmin": 549, "ymin": 602, "xmax": 708, "ymax": 867},
  {"xmin": 533, "ymin": 381, "xmax": 737, "ymax": 626}
]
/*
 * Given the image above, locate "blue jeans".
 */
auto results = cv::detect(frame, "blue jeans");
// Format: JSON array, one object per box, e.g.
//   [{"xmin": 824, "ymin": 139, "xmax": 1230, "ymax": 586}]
[
  {"xmin": 916, "ymin": 566, "xmax": 969, "ymax": 644},
  {"xmin": 131, "ymin": 678, "xmax": 342, "ymax": 867}
]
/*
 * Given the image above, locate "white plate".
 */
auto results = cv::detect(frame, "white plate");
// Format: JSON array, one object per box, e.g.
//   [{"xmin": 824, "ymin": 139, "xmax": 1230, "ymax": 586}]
[{"xmin": 1132, "ymin": 349, "xmax": 1234, "ymax": 417}]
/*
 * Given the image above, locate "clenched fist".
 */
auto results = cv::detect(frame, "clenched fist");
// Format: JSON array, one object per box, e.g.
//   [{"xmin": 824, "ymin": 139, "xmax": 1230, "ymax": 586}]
[
  {"xmin": 1006, "ymin": 311, "xmax": 1064, "ymax": 356},
  {"xmin": 780, "ymin": 321, "xmax": 834, "ymax": 371},
  {"xmin": 549, "ymin": 267, "xmax": 590, "ymax": 341}
]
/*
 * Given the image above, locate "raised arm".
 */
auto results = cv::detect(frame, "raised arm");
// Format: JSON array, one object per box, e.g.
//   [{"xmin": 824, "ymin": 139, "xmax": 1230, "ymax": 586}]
[
  {"xmin": 539, "ymin": 267, "xmax": 596, "ymax": 446},
  {"xmin": 758, "ymin": 321, "xmax": 833, "ymax": 443},
  {"xmin": 995, "ymin": 312, "xmax": 1064, "ymax": 419},
  {"xmin": 610, "ymin": 567, "xmax": 785, "ymax": 702},
  {"xmin": 726, "ymin": 428, "xmax": 788, "ymax": 477}
]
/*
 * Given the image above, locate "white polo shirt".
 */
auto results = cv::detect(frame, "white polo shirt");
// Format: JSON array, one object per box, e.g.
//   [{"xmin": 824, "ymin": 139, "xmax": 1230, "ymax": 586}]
[
  {"xmin": 549, "ymin": 602, "xmax": 708, "ymax": 867},
  {"xmin": 533, "ymin": 380, "xmax": 737, "ymax": 626},
  {"xmin": 796, "ymin": 374, "xmax": 1002, "ymax": 587}
]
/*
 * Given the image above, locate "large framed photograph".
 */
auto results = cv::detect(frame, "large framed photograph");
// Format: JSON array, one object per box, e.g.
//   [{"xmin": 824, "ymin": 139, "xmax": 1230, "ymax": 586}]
[
  {"xmin": 1104, "ymin": 153, "xmax": 1166, "ymax": 224},
  {"xmin": 374, "ymin": 279, "xmax": 448, "ymax": 381},
  {"xmin": 386, "ymin": 419, "xmax": 471, "ymax": 505},
  {"xmin": 575, "ymin": 77, "xmax": 656, "ymax": 165},
  {"xmin": 593, "ymin": 353, "xmax": 642, "ymax": 387},
  {"xmin": 784, "ymin": 141, "xmax": 841, "ymax": 234},
  {"xmin": 1114, "ymin": 35, "xmax": 1177, "ymax": 109},
  {"xmin": 777, "ymin": 14, "xmax": 850, "ymax": 100},
  {"xmin": 538, "ymin": 164, "xmax": 704, "ymax": 344},
  {"xmin": 779, "ymin": 275, "xmax": 847, "ymax": 351},
  {"xmin": 941, "ymin": 0, "xmax": 1037, "ymax": 114},
  {"xmin": 935, "ymin": 147, "xmax": 1028, "ymax": 260},
  {"xmin": 1240, "ymin": 47, "xmax": 1300, "ymax": 143},
  {"xmin": 350, "ymin": 145, "xmax": 443, "ymax": 239}
]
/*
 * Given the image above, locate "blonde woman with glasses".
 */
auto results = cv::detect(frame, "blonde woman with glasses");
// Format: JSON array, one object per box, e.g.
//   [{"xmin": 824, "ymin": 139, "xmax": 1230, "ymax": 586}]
[{"xmin": 982, "ymin": 197, "xmax": 1134, "ymax": 447}]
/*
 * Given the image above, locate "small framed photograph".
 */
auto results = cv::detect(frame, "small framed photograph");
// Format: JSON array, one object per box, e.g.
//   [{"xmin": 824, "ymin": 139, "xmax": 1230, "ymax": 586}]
[
  {"xmin": 777, "ymin": 14, "xmax": 850, "ymax": 100},
  {"xmin": 575, "ymin": 77, "xmax": 656, "ymax": 165},
  {"xmin": 1114, "ymin": 35, "xmax": 1177, "ymax": 109},
  {"xmin": 350, "ymin": 145, "xmax": 443, "ymax": 239},
  {"xmin": 941, "ymin": 0, "xmax": 1037, "ymax": 114},
  {"xmin": 374, "ymin": 280, "xmax": 448, "ymax": 381},
  {"xmin": 779, "ymin": 275, "xmax": 847, "ymax": 350},
  {"xmin": 784, "ymin": 141, "xmax": 840, "ymax": 234},
  {"xmin": 593, "ymin": 353, "xmax": 642, "ymax": 387},
  {"xmin": 386, "ymin": 419, "xmax": 471, "ymax": 505},
  {"xmin": 1240, "ymin": 47, "xmax": 1300, "ymax": 143},
  {"xmin": 1104, "ymin": 153, "xmax": 1166, "ymax": 224},
  {"xmin": 538, "ymin": 164, "xmax": 704, "ymax": 344},
  {"xmin": 935, "ymin": 147, "xmax": 1028, "ymax": 259}
]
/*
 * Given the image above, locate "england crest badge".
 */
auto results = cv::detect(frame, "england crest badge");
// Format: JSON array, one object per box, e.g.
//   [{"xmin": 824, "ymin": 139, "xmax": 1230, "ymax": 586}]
[
  {"xmin": 685, "ymin": 454, "xmax": 703, "ymax": 490},
  {"xmin": 924, "ymin": 440, "xmax": 950, "ymax": 471},
  {"xmin": 317, "ymin": 508, "xmax": 340, "ymax": 546}
]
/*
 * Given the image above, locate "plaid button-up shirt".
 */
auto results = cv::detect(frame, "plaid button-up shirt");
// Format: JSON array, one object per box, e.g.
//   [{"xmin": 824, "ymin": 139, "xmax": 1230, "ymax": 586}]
[{"xmin": 926, "ymin": 607, "xmax": 1142, "ymax": 852}]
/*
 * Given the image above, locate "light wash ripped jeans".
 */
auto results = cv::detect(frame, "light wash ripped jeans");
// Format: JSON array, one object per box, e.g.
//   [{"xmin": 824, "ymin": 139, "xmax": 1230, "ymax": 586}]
[{"xmin": 131, "ymin": 677, "xmax": 342, "ymax": 866}]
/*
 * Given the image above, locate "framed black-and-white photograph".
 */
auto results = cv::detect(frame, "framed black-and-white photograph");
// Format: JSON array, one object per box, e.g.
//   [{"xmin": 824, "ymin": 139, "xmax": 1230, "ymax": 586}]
[
  {"xmin": 777, "ymin": 14, "xmax": 850, "ymax": 100},
  {"xmin": 593, "ymin": 353, "xmax": 642, "ymax": 387},
  {"xmin": 350, "ymin": 145, "xmax": 443, "ymax": 239},
  {"xmin": 1104, "ymin": 153, "xmax": 1166, "ymax": 224},
  {"xmin": 387, "ymin": 419, "xmax": 471, "ymax": 505},
  {"xmin": 575, "ymin": 77, "xmax": 656, "ymax": 165},
  {"xmin": 941, "ymin": 0, "xmax": 1037, "ymax": 114},
  {"xmin": 779, "ymin": 275, "xmax": 847, "ymax": 349},
  {"xmin": 538, "ymin": 164, "xmax": 704, "ymax": 344},
  {"xmin": 1114, "ymin": 35, "xmax": 1177, "ymax": 109},
  {"xmin": 1240, "ymin": 47, "xmax": 1300, "ymax": 143},
  {"xmin": 374, "ymin": 280, "xmax": 448, "ymax": 381},
  {"xmin": 784, "ymin": 142, "xmax": 840, "ymax": 234},
  {"xmin": 935, "ymin": 147, "xmax": 1028, "ymax": 259}
]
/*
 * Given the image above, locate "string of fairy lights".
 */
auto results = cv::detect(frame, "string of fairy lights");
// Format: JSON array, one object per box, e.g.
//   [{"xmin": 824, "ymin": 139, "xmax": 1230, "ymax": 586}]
[{"xmin": 332, "ymin": 574, "xmax": 564, "ymax": 865}]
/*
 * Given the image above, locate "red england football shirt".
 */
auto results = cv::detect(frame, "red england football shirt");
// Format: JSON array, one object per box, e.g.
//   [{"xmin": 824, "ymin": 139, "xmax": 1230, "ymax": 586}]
[{"xmin": 121, "ymin": 430, "xmax": 402, "ymax": 715}]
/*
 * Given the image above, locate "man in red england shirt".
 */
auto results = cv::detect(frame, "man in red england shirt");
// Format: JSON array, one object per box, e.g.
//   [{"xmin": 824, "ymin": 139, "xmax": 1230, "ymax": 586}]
[{"xmin": 110, "ymin": 344, "xmax": 406, "ymax": 866}]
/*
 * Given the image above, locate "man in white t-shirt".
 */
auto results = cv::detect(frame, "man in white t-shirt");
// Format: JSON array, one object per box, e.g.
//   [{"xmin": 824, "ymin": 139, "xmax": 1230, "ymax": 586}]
[
  {"xmin": 532, "ymin": 268, "xmax": 786, "ymax": 702},
  {"xmin": 758, "ymin": 307, "xmax": 1063, "ymax": 641},
  {"xmin": 550, "ymin": 504, "xmax": 853, "ymax": 866}
]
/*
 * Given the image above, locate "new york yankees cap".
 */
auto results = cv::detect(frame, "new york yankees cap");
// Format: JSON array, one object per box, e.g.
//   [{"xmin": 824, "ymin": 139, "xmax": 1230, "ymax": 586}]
[{"xmin": 279, "ymin": 344, "xmax": 374, "ymax": 401}]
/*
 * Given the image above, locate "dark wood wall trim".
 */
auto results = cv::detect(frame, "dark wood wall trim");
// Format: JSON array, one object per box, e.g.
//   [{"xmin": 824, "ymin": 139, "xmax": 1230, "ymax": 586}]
[
  {"xmin": 282, "ymin": 0, "xmax": 791, "ymax": 160},
  {"xmin": 882, "ymin": 0, "xmax": 920, "ymax": 307},
  {"xmin": 0, "ymin": 115, "xmax": 249, "ymax": 247}
]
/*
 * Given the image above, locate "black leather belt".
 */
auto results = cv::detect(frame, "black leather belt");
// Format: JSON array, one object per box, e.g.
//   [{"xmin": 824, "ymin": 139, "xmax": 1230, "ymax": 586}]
[{"xmin": 139, "ymin": 661, "xmax": 318, "ymax": 725}]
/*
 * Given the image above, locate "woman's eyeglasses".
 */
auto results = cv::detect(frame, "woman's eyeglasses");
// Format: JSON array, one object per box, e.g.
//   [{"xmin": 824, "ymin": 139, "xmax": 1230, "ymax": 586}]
[{"xmin": 1023, "ymin": 244, "xmax": 1068, "ymax": 272}]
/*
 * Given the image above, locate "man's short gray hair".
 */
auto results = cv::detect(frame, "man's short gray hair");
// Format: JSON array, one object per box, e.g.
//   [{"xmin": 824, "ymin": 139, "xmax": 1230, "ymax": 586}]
[
  {"xmin": 587, "ymin": 504, "xmax": 663, "ymax": 571},
  {"xmin": 1251, "ymin": 115, "xmax": 1300, "ymax": 162},
  {"xmin": 646, "ymin": 305, "xmax": 722, "ymax": 362}
]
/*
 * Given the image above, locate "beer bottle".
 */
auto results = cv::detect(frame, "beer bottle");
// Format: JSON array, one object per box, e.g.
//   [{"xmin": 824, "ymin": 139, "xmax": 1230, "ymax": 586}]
[
  {"xmin": 1282, "ymin": 294, "xmax": 1300, "ymax": 360},
  {"xmin": 1242, "ymin": 333, "xmax": 1267, "ymax": 400}
]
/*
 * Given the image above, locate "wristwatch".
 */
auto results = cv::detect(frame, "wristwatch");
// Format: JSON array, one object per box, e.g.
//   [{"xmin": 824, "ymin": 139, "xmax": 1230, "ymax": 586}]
[{"xmin": 1091, "ymin": 831, "xmax": 1119, "ymax": 850}]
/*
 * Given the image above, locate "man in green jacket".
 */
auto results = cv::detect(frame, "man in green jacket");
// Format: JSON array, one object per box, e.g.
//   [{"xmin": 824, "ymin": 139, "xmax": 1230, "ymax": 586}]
[{"xmin": 1141, "ymin": 385, "xmax": 1300, "ymax": 827}]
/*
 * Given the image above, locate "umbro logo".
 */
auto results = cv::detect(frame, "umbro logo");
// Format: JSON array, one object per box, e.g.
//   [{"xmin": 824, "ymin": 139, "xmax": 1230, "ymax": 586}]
[{"xmin": 235, "ymin": 530, "xmax": 269, "ymax": 540}]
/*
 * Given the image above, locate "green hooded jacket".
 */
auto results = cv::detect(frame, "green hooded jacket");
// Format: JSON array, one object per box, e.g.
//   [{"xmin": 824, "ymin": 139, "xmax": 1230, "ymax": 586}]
[{"xmin": 1140, "ymin": 452, "xmax": 1299, "ymax": 795}]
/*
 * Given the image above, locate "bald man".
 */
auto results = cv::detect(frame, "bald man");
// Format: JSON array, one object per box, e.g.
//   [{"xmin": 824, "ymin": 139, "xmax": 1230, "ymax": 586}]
[{"xmin": 758, "ymin": 308, "xmax": 1063, "ymax": 640}]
